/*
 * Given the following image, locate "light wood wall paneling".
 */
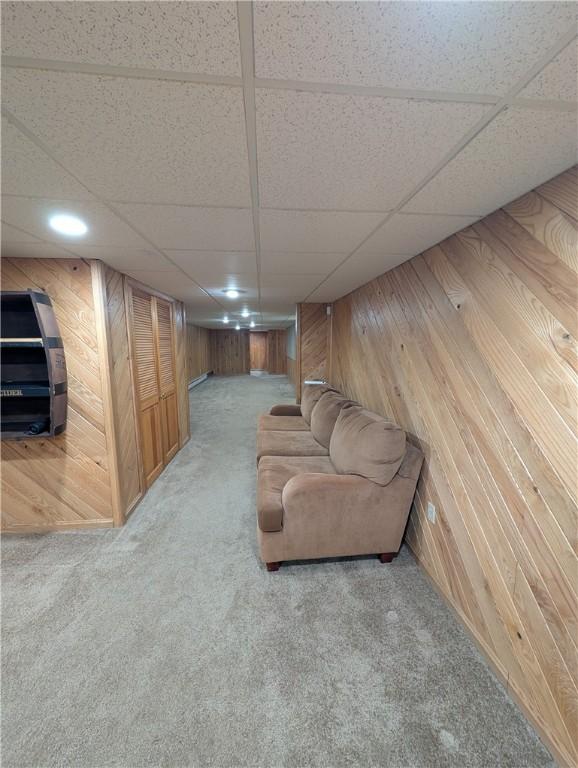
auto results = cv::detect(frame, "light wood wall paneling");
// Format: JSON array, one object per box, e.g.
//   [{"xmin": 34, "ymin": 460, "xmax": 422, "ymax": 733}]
[
  {"xmin": 103, "ymin": 266, "xmax": 142, "ymax": 520},
  {"xmin": 209, "ymin": 329, "xmax": 250, "ymax": 375},
  {"xmin": 250, "ymin": 331, "xmax": 268, "ymax": 370},
  {"xmin": 328, "ymin": 166, "xmax": 578, "ymax": 767},
  {"xmin": 1, "ymin": 258, "xmax": 114, "ymax": 531},
  {"xmin": 297, "ymin": 303, "xmax": 331, "ymax": 400},
  {"xmin": 266, "ymin": 330, "xmax": 287, "ymax": 374},
  {"xmin": 174, "ymin": 303, "xmax": 190, "ymax": 447},
  {"xmin": 286, "ymin": 356, "xmax": 297, "ymax": 394},
  {"xmin": 186, "ymin": 324, "xmax": 211, "ymax": 383}
]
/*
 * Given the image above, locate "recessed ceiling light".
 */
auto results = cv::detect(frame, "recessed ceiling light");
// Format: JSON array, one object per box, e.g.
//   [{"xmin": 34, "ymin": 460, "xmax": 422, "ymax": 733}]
[
  {"xmin": 224, "ymin": 289, "xmax": 239, "ymax": 299},
  {"xmin": 241, "ymin": 309, "xmax": 250, "ymax": 318},
  {"xmin": 235, "ymin": 323, "xmax": 241, "ymax": 330},
  {"xmin": 223, "ymin": 315, "xmax": 229, "ymax": 324},
  {"xmin": 250, "ymin": 320, "xmax": 255, "ymax": 328},
  {"xmin": 49, "ymin": 213, "xmax": 88, "ymax": 237}
]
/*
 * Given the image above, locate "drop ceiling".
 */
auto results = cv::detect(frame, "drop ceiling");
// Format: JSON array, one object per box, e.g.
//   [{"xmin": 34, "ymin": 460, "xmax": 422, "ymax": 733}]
[{"xmin": 1, "ymin": 1, "xmax": 576, "ymax": 328}]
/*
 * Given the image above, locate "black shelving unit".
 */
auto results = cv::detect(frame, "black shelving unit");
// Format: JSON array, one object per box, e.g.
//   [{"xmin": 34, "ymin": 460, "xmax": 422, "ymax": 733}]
[{"xmin": 1, "ymin": 291, "xmax": 67, "ymax": 439}]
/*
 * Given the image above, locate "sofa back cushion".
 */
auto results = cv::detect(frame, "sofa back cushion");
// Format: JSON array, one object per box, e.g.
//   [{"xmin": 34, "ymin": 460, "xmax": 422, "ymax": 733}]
[
  {"xmin": 330, "ymin": 406, "xmax": 406, "ymax": 486},
  {"xmin": 301, "ymin": 383, "xmax": 334, "ymax": 425},
  {"xmin": 310, "ymin": 392, "xmax": 356, "ymax": 448}
]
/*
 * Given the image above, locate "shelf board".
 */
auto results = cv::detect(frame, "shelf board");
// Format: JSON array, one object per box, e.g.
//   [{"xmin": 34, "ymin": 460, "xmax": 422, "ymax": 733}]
[
  {"xmin": 1, "ymin": 384, "xmax": 50, "ymax": 397},
  {"xmin": 0, "ymin": 338, "xmax": 44, "ymax": 348}
]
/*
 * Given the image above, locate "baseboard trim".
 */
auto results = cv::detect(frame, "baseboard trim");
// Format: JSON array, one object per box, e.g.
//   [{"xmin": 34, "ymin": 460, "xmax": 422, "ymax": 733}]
[
  {"xmin": 408, "ymin": 544, "xmax": 570, "ymax": 767},
  {"xmin": 188, "ymin": 372, "xmax": 209, "ymax": 389},
  {"xmin": 1, "ymin": 518, "xmax": 114, "ymax": 534}
]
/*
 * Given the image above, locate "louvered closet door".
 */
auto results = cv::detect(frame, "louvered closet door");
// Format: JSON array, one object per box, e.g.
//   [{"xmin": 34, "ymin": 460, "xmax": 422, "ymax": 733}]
[
  {"xmin": 131, "ymin": 289, "xmax": 163, "ymax": 487},
  {"xmin": 154, "ymin": 297, "xmax": 179, "ymax": 464}
]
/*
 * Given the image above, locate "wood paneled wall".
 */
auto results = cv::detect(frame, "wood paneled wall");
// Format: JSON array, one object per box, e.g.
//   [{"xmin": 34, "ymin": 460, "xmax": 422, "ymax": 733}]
[
  {"xmin": 1, "ymin": 258, "xmax": 115, "ymax": 531},
  {"xmin": 173, "ymin": 303, "xmax": 190, "ymax": 448},
  {"xmin": 209, "ymin": 329, "xmax": 250, "ymax": 375},
  {"xmin": 329, "ymin": 166, "xmax": 578, "ymax": 766},
  {"xmin": 250, "ymin": 331, "xmax": 268, "ymax": 370},
  {"xmin": 1, "ymin": 259, "xmax": 190, "ymax": 533},
  {"xmin": 287, "ymin": 357, "xmax": 297, "ymax": 393},
  {"xmin": 297, "ymin": 303, "xmax": 331, "ymax": 401},
  {"xmin": 186, "ymin": 323, "xmax": 211, "ymax": 383},
  {"xmin": 266, "ymin": 330, "xmax": 287, "ymax": 374}
]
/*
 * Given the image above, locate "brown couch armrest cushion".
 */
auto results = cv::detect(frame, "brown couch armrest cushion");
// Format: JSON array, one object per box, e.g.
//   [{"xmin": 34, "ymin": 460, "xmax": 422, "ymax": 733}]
[
  {"xmin": 269, "ymin": 404, "xmax": 302, "ymax": 416},
  {"xmin": 329, "ymin": 406, "xmax": 406, "ymax": 486}
]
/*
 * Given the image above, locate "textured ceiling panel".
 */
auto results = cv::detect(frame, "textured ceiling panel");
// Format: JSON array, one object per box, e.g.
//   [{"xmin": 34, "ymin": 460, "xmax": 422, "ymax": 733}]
[
  {"xmin": 256, "ymin": 89, "xmax": 488, "ymax": 210},
  {"xmin": 260, "ymin": 273, "xmax": 325, "ymax": 301},
  {"xmin": 165, "ymin": 250, "xmax": 257, "ymax": 281},
  {"xmin": 307, "ymin": 252, "xmax": 410, "ymax": 302},
  {"xmin": 260, "ymin": 210, "xmax": 383, "ymax": 253},
  {"xmin": 254, "ymin": 1, "xmax": 577, "ymax": 94},
  {"xmin": 65, "ymin": 246, "xmax": 177, "ymax": 272},
  {"xmin": 260, "ymin": 251, "xmax": 346, "ymax": 275},
  {"xmin": 3, "ymin": 70, "xmax": 251, "ymax": 207},
  {"xmin": 358, "ymin": 213, "xmax": 480, "ymax": 257},
  {"xmin": 518, "ymin": 40, "xmax": 578, "ymax": 102},
  {"xmin": 405, "ymin": 108, "xmax": 578, "ymax": 216},
  {"xmin": 116, "ymin": 205, "xmax": 255, "ymax": 251},
  {"xmin": 125, "ymin": 271, "xmax": 213, "ymax": 303},
  {"xmin": 1, "ymin": 197, "xmax": 149, "ymax": 247},
  {"xmin": 1, "ymin": 222, "xmax": 41, "ymax": 243},
  {"xmin": 0, "ymin": 241, "xmax": 79, "ymax": 259},
  {"xmin": 2, "ymin": 117, "xmax": 93, "ymax": 200},
  {"xmin": 2, "ymin": 1, "xmax": 241, "ymax": 75}
]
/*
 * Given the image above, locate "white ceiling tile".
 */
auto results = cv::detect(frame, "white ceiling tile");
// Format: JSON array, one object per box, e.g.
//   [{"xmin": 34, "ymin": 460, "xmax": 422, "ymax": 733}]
[
  {"xmin": 164, "ymin": 250, "xmax": 257, "ymax": 281},
  {"xmin": 125, "ymin": 271, "xmax": 213, "ymax": 304},
  {"xmin": 518, "ymin": 40, "xmax": 578, "ymax": 102},
  {"xmin": 260, "ymin": 251, "xmax": 346, "ymax": 275},
  {"xmin": 1, "ymin": 241, "xmax": 79, "ymax": 259},
  {"xmin": 116, "ymin": 205, "xmax": 255, "ymax": 251},
  {"xmin": 307, "ymin": 252, "xmax": 411, "ymax": 302},
  {"xmin": 260, "ymin": 274, "xmax": 326, "ymax": 301},
  {"xmin": 2, "ymin": 1, "xmax": 241, "ymax": 76},
  {"xmin": 1, "ymin": 118, "xmax": 93, "ymax": 200},
  {"xmin": 254, "ymin": 1, "xmax": 577, "ymax": 95},
  {"xmin": 63, "ymin": 246, "xmax": 177, "ymax": 272},
  {"xmin": 358, "ymin": 213, "xmax": 480, "ymax": 257},
  {"xmin": 405, "ymin": 108, "xmax": 578, "ymax": 216},
  {"xmin": 3, "ymin": 70, "xmax": 251, "ymax": 207},
  {"xmin": 201, "ymin": 274, "xmax": 259, "ymax": 303},
  {"xmin": 260, "ymin": 210, "xmax": 383, "ymax": 252},
  {"xmin": 256, "ymin": 90, "xmax": 488, "ymax": 210},
  {"xmin": 1, "ymin": 196, "xmax": 149, "ymax": 247},
  {"xmin": 1, "ymin": 222, "xmax": 40, "ymax": 243}
]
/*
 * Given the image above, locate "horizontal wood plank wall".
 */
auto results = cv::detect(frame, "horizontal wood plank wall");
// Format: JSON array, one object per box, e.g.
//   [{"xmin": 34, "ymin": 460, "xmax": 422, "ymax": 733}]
[
  {"xmin": 329, "ymin": 166, "xmax": 578, "ymax": 767},
  {"xmin": 209, "ymin": 329, "xmax": 250, "ymax": 375},
  {"xmin": 186, "ymin": 324, "xmax": 211, "ymax": 382},
  {"xmin": 1, "ymin": 258, "xmax": 114, "ymax": 531},
  {"xmin": 266, "ymin": 330, "xmax": 287, "ymax": 374},
  {"xmin": 174, "ymin": 302, "xmax": 190, "ymax": 448},
  {"xmin": 103, "ymin": 266, "xmax": 142, "ymax": 521},
  {"xmin": 250, "ymin": 331, "xmax": 267, "ymax": 370},
  {"xmin": 297, "ymin": 303, "xmax": 330, "ymax": 400}
]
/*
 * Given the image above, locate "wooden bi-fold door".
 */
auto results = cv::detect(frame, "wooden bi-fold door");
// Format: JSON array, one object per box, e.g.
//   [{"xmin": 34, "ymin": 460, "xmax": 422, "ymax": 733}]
[
  {"xmin": 154, "ymin": 297, "xmax": 179, "ymax": 464},
  {"xmin": 129, "ymin": 286, "xmax": 180, "ymax": 489}
]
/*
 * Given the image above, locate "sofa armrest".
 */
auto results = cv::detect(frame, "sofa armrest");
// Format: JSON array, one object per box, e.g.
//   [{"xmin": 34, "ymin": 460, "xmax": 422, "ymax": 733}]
[
  {"xmin": 270, "ymin": 404, "xmax": 302, "ymax": 416},
  {"xmin": 282, "ymin": 472, "xmax": 373, "ymax": 515}
]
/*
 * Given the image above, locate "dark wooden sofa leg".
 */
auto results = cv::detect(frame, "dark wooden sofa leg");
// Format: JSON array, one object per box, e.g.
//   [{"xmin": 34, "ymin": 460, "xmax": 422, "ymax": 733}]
[
  {"xmin": 378, "ymin": 552, "xmax": 395, "ymax": 563},
  {"xmin": 266, "ymin": 561, "xmax": 281, "ymax": 572}
]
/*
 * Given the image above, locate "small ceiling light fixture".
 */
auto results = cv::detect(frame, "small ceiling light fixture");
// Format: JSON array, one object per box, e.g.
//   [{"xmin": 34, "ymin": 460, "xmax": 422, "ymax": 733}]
[
  {"xmin": 250, "ymin": 320, "xmax": 255, "ymax": 328},
  {"xmin": 49, "ymin": 213, "xmax": 88, "ymax": 237},
  {"xmin": 241, "ymin": 308, "xmax": 250, "ymax": 318},
  {"xmin": 223, "ymin": 315, "xmax": 229, "ymax": 324},
  {"xmin": 235, "ymin": 323, "xmax": 241, "ymax": 331},
  {"xmin": 224, "ymin": 289, "xmax": 239, "ymax": 299}
]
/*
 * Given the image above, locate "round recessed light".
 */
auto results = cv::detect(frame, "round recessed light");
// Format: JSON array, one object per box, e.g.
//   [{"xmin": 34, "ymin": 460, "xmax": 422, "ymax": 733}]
[
  {"xmin": 224, "ymin": 289, "xmax": 239, "ymax": 299},
  {"xmin": 49, "ymin": 213, "xmax": 88, "ymax": 237},
  {"xmin": 250, "ymin": 320, "xmax": 255, "ymax": 328},
  {"xmin": 241, "ymin": 309, "xmax": 250, "ymax": 318},
  {"xmin": 235, "ymin": 323, "xmax": 241, "ymax": 331},
  {"xmin": 223, "ymin": 315, "xmax": 229, "ymax": 324}
]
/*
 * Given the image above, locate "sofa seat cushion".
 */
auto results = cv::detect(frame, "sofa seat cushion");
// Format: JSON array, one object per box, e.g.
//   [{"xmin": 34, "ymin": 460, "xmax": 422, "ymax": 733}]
[
  {"xmin": 258, "ymin": 414, "xmax": 309, "ymax": 432},
  {"xmin": 257, "ymin": 430, "xmax": 328, "ymax": 461},
  {"xmin": 330, "ymin": 406, "xmax": 406, "ymax": 486},
  {"xmin": 257, "ymin": 455, "xmax": 335, "ymax": 532}
]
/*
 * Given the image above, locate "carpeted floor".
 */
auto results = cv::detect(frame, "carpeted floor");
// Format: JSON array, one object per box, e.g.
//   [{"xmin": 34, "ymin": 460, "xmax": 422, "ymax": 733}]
[{"xmin": 1, "ymin": 375, "xmax": 554, "ymax": 768}]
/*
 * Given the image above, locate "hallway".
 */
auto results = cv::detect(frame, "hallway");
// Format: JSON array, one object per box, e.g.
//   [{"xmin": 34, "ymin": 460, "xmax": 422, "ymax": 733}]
[{"xmin": 1, "ymin": 375, "xmax": 553, "ymax": 767}]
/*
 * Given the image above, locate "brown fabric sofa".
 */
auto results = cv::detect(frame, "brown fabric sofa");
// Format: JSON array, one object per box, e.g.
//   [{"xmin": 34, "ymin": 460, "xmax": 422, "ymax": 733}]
[
  {"xmin": 257, "ymin": 404, "xmax": 424, "ymax": 570},
  {"xmin": 256, "ymin": 391, "xmax": 356, "ymax": 461},
  {"xmin": 257, "ymin": 383, "xmax": 333, "ymax": 432}
]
